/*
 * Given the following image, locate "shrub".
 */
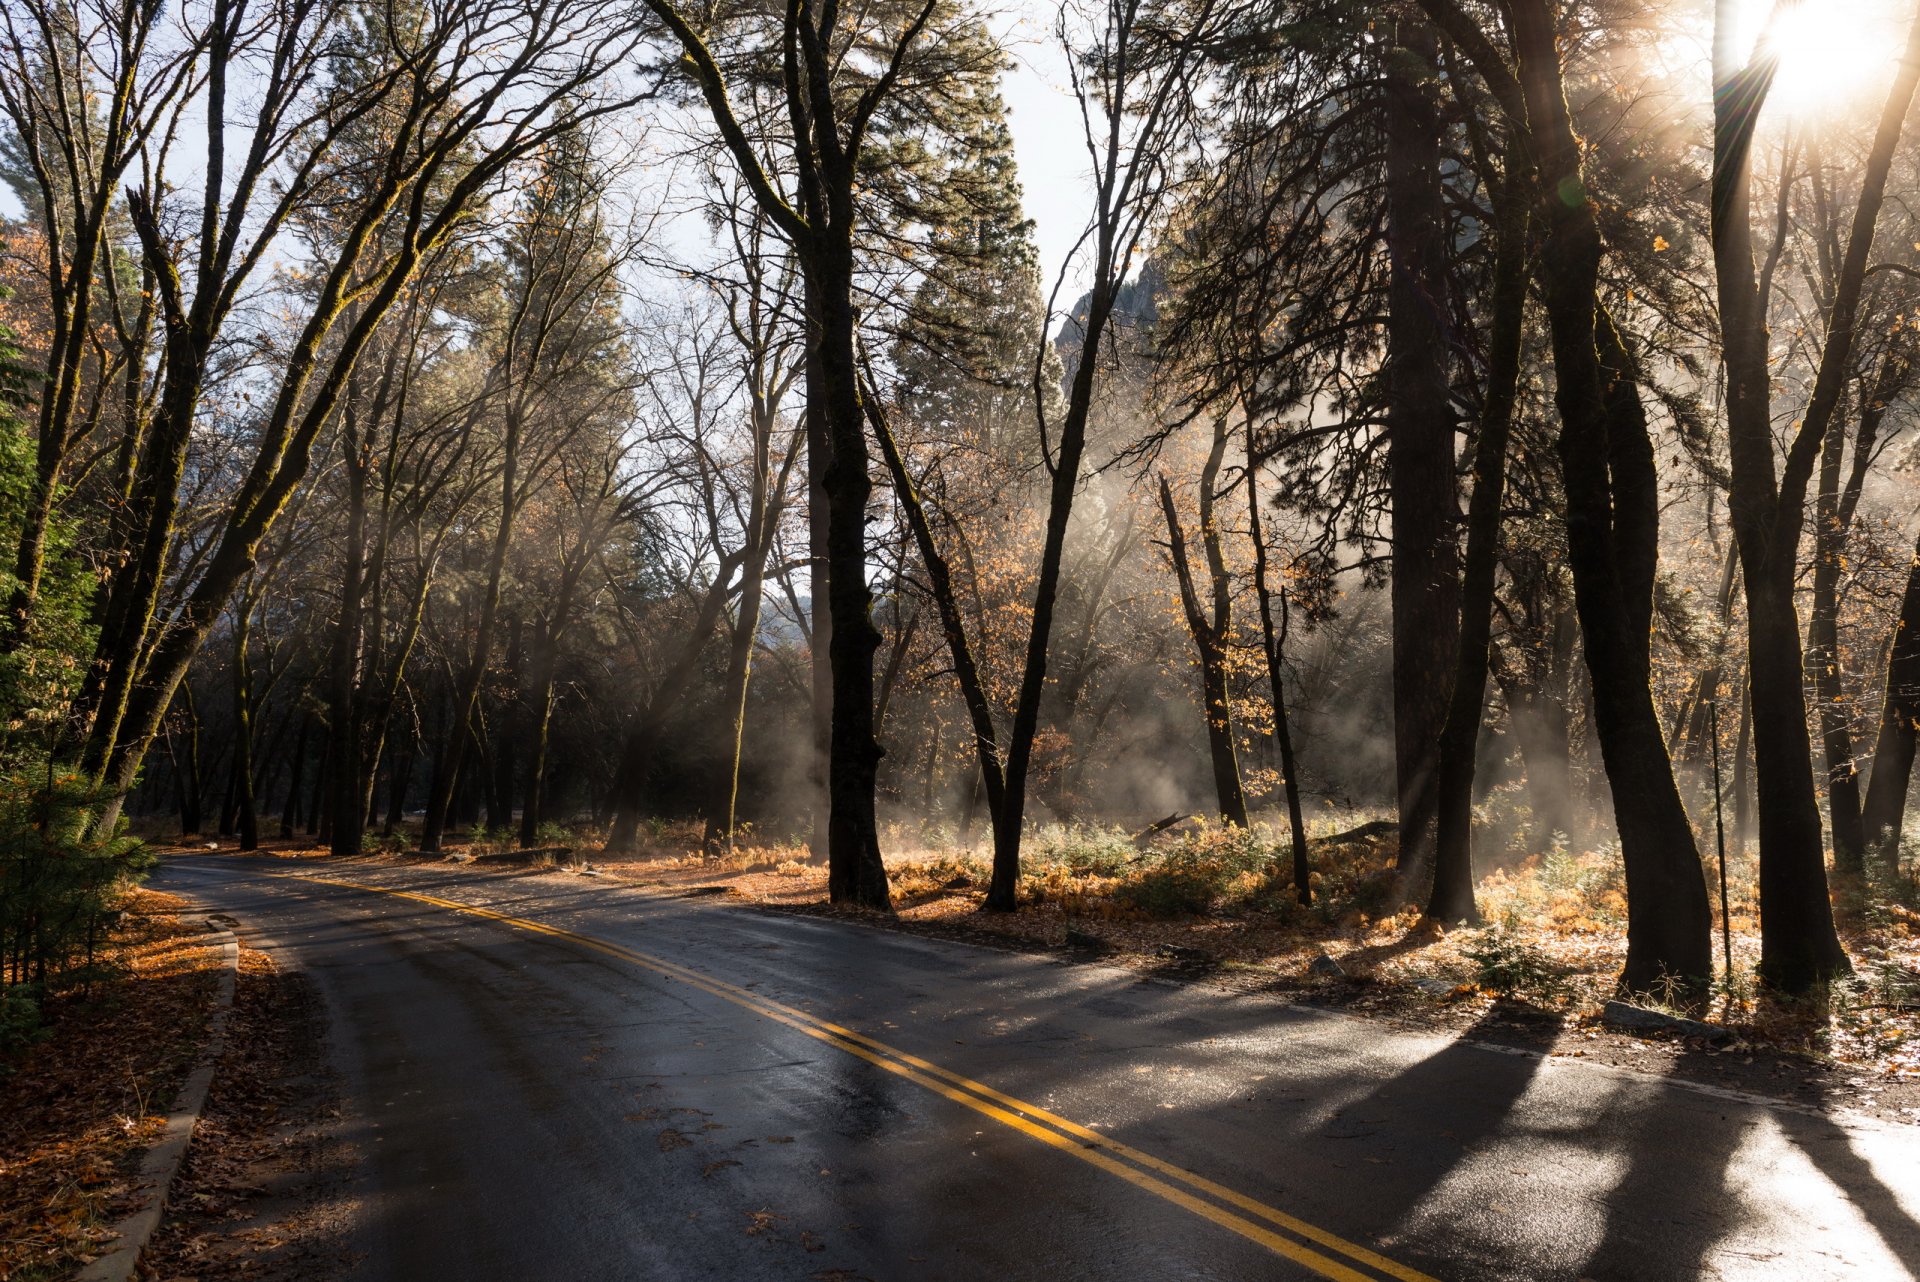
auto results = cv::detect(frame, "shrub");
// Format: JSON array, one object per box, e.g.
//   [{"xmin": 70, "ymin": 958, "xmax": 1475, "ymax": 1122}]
[
  {"xmin": 1111, "ymin": 824, "xmax": 1276, "ymax": 918},
  {"xmin": 891, "ymin": 852, "xmax": 989, "ymax": 898},
  {"xmin": 1030, "ymin": 824, "xmax": 1137, "ymax": 876},
  {"xmin": 0, "ymin": 980, "xmax": 40, "ymax": 1059},
  {"xmin": 0, "ymin": 772, "xmax": 152, "ymax": 1050},
  {"xmin": 1461, "ymin": 923, "xmax": 1566, "ymax": 1001}
]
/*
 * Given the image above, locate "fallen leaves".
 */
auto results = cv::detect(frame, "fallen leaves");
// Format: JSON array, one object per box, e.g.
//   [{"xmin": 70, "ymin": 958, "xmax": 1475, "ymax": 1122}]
[{"xmin": 0, "ymin": 890, "xmax": 223, "ymax": 1282}]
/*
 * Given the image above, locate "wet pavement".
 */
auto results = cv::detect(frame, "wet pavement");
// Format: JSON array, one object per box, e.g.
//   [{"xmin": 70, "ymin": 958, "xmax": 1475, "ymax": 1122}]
[{"xmin": 153, "ymin": 855, "xmax": 1920, "ymax": 1282}]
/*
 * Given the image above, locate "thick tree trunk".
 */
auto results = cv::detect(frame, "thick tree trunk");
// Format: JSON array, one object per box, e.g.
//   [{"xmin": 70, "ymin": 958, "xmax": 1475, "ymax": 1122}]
[
  {"xmin": 1706, "ymin": 0, "xmax": 1920, "ymax": 990},
  {"xmin": 1384, "ymin": 19, "xmax": 1462, "ymax": 898},
  {"xmin": 1507, "ymin": 0, "xmax": 1714, "ymax": 995},
  {"xmin": 808, "ymin": 237, "xmax": 891, "ymax": 909},
  {"xmin": 79, "ymin": 342, "xmax": 208, "ymax": 783}
]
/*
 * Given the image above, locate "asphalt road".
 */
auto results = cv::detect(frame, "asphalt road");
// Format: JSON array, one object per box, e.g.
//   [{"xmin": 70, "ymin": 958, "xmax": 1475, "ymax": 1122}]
[{"xmin": 153, "ymin": 855, "xmax": 1920, "ymax": 1282}]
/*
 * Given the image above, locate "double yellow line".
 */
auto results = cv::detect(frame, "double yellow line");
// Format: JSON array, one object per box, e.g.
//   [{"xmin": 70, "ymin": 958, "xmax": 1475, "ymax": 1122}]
[{"xmin": 290, "ymin": 872, "xmax": 1435, "ymax": 1282}]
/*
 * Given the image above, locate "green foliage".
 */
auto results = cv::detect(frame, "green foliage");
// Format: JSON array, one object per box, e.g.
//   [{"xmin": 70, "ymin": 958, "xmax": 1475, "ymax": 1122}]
[
  {"xmin": 0, "ymin": 979, "xmax": 41, "ymax": 1060},
  {"xmin": 0, "ymin": 770, "xmax": 153, "ymax": 1052},
  {"xmin": 1461, "ymin": 922, "xmax": 1567, "ymax": 1001},
  {"xmin": 1111, "ymin": 826, "xmax": 1276, "ymax": 918},
  {"xmin": 1029, "ymin": 823, "xmax": 1138, "ymax": 876},
  {"xmin": 368, "ymin": 831, "xmax": 411, "ymax": 855},
  {"xmin": 0, "ymin": 301, "xmax": 90, "ymax": 746}
]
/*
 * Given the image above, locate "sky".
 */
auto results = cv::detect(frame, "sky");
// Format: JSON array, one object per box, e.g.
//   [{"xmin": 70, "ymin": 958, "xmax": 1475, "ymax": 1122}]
[{"xmin": 996, "ymin": 14, "xmax": 1093, "ymax": 301}]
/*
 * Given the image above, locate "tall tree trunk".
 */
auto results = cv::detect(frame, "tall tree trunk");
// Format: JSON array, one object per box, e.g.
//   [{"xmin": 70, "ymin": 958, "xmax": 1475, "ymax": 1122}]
[
  {"xmin": 1246, "ymin": 426, "xmax": 1311, "ymax": 904},
  {"xmin": 1157, "ymin": 420, "xmax": 1248, "ymax": 827},
  {"xmin": 1705, "ymin": 0, "xmax": 1920, "ymax": 990},
  {"xmin": 867, "ymin": 391, "xmax": 1009, "ymax": 850},
  {"xmin": 1808, "ymin": 384, "xmax": 1888, "ymax": 872},
  {"xmin": 1505, "ymin": 0, "xmax": 1715, "ymax": 993},
  {"xmin": 807, "ymin": 237, "xmax": 891, "ymax": 909},
  {"xmin": 1384, "ymin": 18, "xmax": 1462, "ymax": 898},
  {"xmin": 1428, "ymin": 164, "xmax": 1528, "ymax": 926}
]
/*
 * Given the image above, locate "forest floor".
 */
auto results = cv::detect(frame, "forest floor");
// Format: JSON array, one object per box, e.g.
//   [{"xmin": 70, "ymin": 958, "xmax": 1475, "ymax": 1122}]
[
  {"xmin": 135, "ymin": 946, "xmax": 357, "ymax": 1281},
  {"xmin": 154, "ymin": 820, "xmax": 1920, "ymax": 1125},
  {"xmin": 0, "ymin": 891, "xmax": 217, "ymax": 1281},
  {"xmin": 0, "ymin": 889, "xmax": 353, "ymax": 1282}
]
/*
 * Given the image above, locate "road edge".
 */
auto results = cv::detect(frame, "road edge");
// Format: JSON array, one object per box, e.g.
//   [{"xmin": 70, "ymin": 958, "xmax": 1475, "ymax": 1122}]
[{"xmin": 75, "ymin": 913, "xmax": 240, "ymax": 1282}]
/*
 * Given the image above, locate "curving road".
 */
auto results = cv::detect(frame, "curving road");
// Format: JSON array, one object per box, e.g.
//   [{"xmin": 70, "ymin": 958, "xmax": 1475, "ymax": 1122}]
[{"xmin": 153, "ymin": 855, "xmax": 1920, "ymax": 1282}]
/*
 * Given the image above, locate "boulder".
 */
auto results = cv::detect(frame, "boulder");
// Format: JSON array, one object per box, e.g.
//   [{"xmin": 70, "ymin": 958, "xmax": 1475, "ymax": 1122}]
[{"xmin": 1602, "ymin": 1000, "xmax": 1734, "ymax": 1043}]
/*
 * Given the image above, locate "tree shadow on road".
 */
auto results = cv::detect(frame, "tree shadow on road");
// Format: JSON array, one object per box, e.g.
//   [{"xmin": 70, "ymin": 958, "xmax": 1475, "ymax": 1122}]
[
  {"xmin": 1289, "ymin": 1005, "xmax": 1562, "ymax": 1273},
  {"xmin": 1578, "ymin": 1036, "xmax": 1920, "ymax": 1281}
]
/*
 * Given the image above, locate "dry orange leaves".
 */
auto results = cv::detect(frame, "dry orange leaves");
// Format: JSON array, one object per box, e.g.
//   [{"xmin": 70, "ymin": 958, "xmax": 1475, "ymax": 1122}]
[{"xmin": 0, "ymin": 890, "xmax": 224, "ymax": 1281}]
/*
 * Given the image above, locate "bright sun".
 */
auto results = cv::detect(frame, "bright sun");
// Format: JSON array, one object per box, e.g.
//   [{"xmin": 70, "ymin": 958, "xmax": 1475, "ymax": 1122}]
[{"xmin": 1744, "ymin": 0, "xmax": 1904, "ymax": 117}]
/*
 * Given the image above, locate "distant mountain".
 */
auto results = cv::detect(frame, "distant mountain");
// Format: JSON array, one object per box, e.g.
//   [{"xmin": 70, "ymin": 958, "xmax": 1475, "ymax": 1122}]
[{"xmin": 1055, "ymin": 260, "xmax": 1165, "ymax": 385}]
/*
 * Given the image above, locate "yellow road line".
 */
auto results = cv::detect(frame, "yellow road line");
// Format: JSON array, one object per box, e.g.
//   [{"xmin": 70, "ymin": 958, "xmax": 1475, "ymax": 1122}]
[{"xmin": 286, "ymin": 872, "xmax": 1437, "ymax": 1282}]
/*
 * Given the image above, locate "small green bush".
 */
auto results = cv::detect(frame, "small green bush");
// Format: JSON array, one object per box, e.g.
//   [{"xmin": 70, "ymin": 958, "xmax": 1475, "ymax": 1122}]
[
  {"xmin": 1461, "ymin": 924, "xmax": 1566, "ymax": 1001},
  {"xmin": 0, "ymin": 772, "xmax": 152, "ymax": 1026},
  {"xmin": 0, "ymin": 980, "xmax": 42, "ymax": 1059},
  {"xmin": 1030, "ymin": 824, "xmax": 1137, "ymax": 876},
  {"xmin": 1111, "ymin": 824, "xmax": 1278, "ymax": 918}
]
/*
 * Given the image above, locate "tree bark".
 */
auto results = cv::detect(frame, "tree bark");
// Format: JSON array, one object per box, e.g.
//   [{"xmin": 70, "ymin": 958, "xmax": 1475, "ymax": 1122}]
[
  {"xmin": 1245, "ymin": 425, "xmax": 1311, "ymax": 903},
  {"xmin": 1705, "ymin": 0, "xmax": 1920, "ymax": 989},
  {"xmin": 1499, "ymin": 0, "xmax": 1714, "ymax": 994},
  {"xmin": 1808, "ymin": 377, "xmax": 1889, "ymax": 872},
  {"xmin": 1384, "ymin": 18, "xmax": 1462, "ymax": 899},
  {"xmin": 1428, "ymin": 163, "xmax": 1528, "ymax": 926},
  {"xmin": 1157, "ymin": 420, "xmax": 1248, "ymax": 827}
]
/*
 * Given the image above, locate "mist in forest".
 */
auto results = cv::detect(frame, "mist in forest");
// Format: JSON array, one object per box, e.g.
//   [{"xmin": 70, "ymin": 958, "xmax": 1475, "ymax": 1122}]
[{"xmin": 3, "ymin": 0, "xmax": 1919, "ymax": 1005}]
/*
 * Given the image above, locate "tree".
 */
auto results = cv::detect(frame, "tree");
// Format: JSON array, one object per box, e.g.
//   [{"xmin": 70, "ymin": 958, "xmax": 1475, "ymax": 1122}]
[
  {"xmin": 1708, "ymin": 0, "xmax": 1920, "ymax": 990},
  {"xmin": 1420, "ymin": 0, "xmax": 1715, "ymax": 995}
]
